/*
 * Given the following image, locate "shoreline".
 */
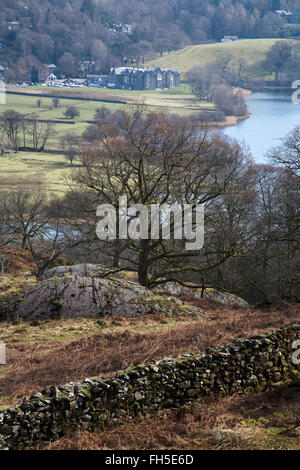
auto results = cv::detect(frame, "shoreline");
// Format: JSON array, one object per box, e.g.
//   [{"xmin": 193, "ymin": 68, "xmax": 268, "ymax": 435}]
[
  {"xmin": 209, "ymin": 87, "xmax": 252, "ymax": 128},
  {"xmin": 239, "ymin": 88, "xmax": 252, "ymax": 97},
  {"xmin": 212, "ymin": 113, "xmax": 250, "ymax": 128},
  {"xmin": 6, "ymin": 85, "xmax": 254, "ymax": 130}
]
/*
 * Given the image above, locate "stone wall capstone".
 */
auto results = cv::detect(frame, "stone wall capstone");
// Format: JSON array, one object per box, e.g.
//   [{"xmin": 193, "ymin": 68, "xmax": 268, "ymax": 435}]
[{"xmin": 0, "ymin": 324, "xmax": 299, "ymax": 450}]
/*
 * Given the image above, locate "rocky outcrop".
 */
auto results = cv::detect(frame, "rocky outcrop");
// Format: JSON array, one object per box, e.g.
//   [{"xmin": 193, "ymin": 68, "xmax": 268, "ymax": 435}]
[
  {"xmin": 38, "ymin": 264, "xmax": 112, "ymax": 281},
  {"xmin": 0, "ymin": 274, "xmax": 202, "ymax": 322},
  {"xmin": 0, "ymin": 264, "xmax": 248, "ymax": 322},
  {"xmin": 40, "ymin": 265, "xmax": 249, "ymax": 309},
  {"xmin": 155, "ymin": 282, "xmax": 249, "ymax": 308},
  {"xmin": 202, "ymin": 288, "xmax": 249, "ymax": 308}
]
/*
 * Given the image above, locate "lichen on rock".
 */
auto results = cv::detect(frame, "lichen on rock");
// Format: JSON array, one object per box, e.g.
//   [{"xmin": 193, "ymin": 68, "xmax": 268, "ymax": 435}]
[
  {"xmin": 0, "ymin": 324, "xmax": 299, "ymax": 450},
  {"xmin": 154, "ymin": 282, "xmax": 249, "ymax": 308},
  {"xmin": 0, "ymin": 273, "xmax": 203, "ymax": 322}
]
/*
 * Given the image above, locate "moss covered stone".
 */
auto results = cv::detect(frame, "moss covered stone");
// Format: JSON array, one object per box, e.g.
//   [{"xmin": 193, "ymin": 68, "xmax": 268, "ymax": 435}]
[{"xmin": 0, "ymin": 324, "xmax": 299, "ymax": 450}]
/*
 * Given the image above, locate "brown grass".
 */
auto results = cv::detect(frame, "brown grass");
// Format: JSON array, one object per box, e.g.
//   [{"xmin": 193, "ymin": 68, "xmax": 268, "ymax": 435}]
[
  {"xmin": 45, "ymin": 382, "xmax": 300, "ymax": 450},
  {"xmin": 0, "ymin": 301, "xmax": 299, "ymax": 406},
  {"xmin": 0, "ymin": 248, "xmax": 37, "ymax": 276},
  {"xmin": 10, "ymin": 88, "xmax": 135, "ymax": 103}
]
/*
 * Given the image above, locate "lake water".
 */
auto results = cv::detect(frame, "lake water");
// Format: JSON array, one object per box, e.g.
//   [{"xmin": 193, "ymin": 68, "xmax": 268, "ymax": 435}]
[{"xmin": 223, "ymin": 90, "xmax": 300, "ymax": 163}]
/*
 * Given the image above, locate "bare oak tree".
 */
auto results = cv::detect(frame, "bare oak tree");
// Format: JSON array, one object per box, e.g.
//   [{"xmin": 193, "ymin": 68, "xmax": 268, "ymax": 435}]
[{"xmin": 71, "ymin": 109, "xmax": 249, "ymax": 287}]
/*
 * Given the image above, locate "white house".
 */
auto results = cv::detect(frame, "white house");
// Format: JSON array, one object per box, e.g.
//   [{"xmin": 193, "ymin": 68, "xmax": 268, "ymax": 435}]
[
  {"xmin": 221, "ymin": 36, "xmax": 239, "ymax": 42},
  {"xmin": 47, "ymin": 73, "xmax": 57, "ymax": 82}
]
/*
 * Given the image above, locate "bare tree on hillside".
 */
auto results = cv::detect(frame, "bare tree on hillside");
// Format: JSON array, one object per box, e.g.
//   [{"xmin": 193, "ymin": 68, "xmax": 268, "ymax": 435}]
[
  {"xmin": 267, "ymin": 126, "xmax": 300, "ymax": 174},
  {"xmin": 0, "ymin": 128, "xmax": 11, "ymax": 155},
  {"xmin": 4, "ymin": 190, "xmax": 50, "ymax": 250},
  {"xmin": 26, "ymin": 117, "xmax": 56, "ymax": 151},
  {"xmin": 213, "ymin": 86, "xmax": 247, "ymax": 116},
  {"xmin": 4, "ymin": 189, "xmax": 83, "ymax": 276},
  {"xmin": 186, "ymin": 56, "xmax": 239, "ymax": 101},
  {"xmin": 0, "ymin": 110, "xmax": 23, "ymax": 151},
  {"xmin": 69, "ymin": 109, "xmax": 250, "ymax": 287},
  {"xmin": 60, "ymin": 133, "xmax": 79, "ymax": 165},
  {"xmin": 0, "ymin": 192, "xmax": 15, "ymax": 249},
  {"xmin": 267, "ymin": 41, "xmax": 292, "ymax": 80}
]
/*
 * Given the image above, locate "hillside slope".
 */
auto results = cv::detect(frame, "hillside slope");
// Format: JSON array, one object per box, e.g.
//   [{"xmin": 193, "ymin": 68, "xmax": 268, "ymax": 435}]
[{"xmin": 145, "ymin": 39, "xmax": 288, "ymax": 79}]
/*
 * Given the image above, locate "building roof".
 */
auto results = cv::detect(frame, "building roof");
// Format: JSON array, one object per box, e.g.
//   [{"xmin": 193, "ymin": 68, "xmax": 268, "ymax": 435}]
[{"xmin": 112, "ymin": 66, "xmax": 180, "ymax": 74}]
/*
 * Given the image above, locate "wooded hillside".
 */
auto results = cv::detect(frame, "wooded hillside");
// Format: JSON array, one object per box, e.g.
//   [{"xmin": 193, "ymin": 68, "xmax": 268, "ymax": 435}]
[{"xmin": 0, "ymin": 0, "xmax": 299, "ymax": 80}]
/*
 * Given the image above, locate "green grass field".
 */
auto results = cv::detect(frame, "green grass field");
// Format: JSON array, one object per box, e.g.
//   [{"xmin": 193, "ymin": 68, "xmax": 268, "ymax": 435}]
[
  {"xmin": 7, "ymin": 84, "xmax": 212, "ymax": 115},
  {"xmin": 1, "ymin": 85, "xmax": 216, "ymax": 194},
  {"xmin": 2, "ymin": 92, "xmax": 128, "ymax": 120},
  {"xmin": 2, "ymin": 38, "xmax": 292, "ymax": 194},
  {"xmin": 0, "ymin": 151, "xmax": 72, "ymax": 194},
  {"xmin": 3, "ymin": 86, "xmax": 214, "ymax": 146},
  {"xmin": 1, "ymin": 93, "xmax": 122, "ymax": 151},
  {"xmin": 145, "ymin": 38, "xmax": 293, "ymax": 79}
]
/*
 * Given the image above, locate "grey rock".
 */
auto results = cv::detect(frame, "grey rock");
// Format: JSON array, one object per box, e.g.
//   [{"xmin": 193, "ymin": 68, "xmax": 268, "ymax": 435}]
[
  {"xmin": 38, "ymin": 264, "xmax": 112, "ymax": 281},
  {"xmin": 0, "ymin": 274, "xmax": 202, "ymax": 321},
  {"xmin": 154, "ymin": 282, "xmax": 249, "ymax": 308}
]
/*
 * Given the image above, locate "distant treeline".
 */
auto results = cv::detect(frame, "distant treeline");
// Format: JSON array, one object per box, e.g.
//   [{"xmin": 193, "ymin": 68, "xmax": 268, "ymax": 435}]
[{"xmin": 0, "ymin": 0, "xmax": 299, "ymax": 81}]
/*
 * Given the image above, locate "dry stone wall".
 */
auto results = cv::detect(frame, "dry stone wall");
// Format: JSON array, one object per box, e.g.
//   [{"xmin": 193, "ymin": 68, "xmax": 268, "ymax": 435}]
[{"xmin": 0, "ymin": 324, "xmax": 299, "ymax": 450}]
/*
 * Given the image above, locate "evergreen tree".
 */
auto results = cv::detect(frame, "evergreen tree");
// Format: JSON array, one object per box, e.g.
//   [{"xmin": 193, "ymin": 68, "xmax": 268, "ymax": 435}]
[
  {"xmin": 272, "ymin": 0, "xmax": 280, "ymax": 11},
  {"xmin": 80, "ymin": 0, "xmax": 95, "ymax": 19},
  {"xmin": 31, "ymin": 67, "xmax": 39, "ymax": 83}
]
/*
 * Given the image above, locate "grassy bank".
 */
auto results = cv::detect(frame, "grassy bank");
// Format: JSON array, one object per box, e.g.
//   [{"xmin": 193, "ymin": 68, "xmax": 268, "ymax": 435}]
[
  {"xmin": 0, "ymin": 81, "xmax": 253, "ymax": 195},
  {"xmin": 0, "ymin": 151, "xmax": 71, "ymax": 194},
  {"xmin": 145, "ymin": 38, "xmax": 292, "ymax": 79},
  {"xmin": 0, "ymin": 86, "xmax": 218, "ymax": 194},
  {"xmin": 7, "ymin": 84, "xmax": 213, "ymax": 119}
]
